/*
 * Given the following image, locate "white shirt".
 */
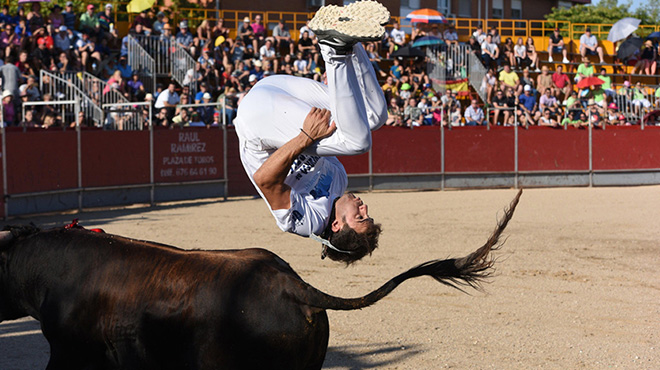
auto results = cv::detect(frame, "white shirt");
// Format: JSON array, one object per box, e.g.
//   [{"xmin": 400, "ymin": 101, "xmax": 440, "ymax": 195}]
[
  {"xmin": 269, "ymin": 154, "xmax": 347, "ymax": 236},
  {"xmin": 514, "ymin": 44, "xmax": 526, "ymax": 58},
  {"xmin": 259, "ymin": 45, "xmax": 276, "ymax": 59},
  {"xmin": 154, "ymin": 89, "xmax": 180, "ymax": 108},
  {"xmin": 580, "ymin": 34, "xmax": 598, "ymax": 48},
  {"xmin": 481, "ymin": 41, "xmax": 497, "ymax": 56},
  {"xmin": 390, "ymin": 28, "xmax": 406, "ymax": 44},
  {"xmin": 299, "ymin": 25, "xmax": 314, "ymax": 39},
  {"xmin": 443, "ymin": 30, "xmax": 458, "ymax": 42}
]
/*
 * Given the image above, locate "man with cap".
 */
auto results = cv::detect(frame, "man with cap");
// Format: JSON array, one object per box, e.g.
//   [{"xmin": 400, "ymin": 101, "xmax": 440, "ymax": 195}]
[
  {"xmin": 547, "ymin": 28, "xmax": 569, "ymax": 63},
  {"xmin": 237, "ymin": 16, "xmax": 256, "ymax": 51},
  {"xmin": 176, "ymin": 21, "xmax": 193, "ymax": 50},
  {"xmin": 579, "ymin": 27, "xmax": 604, "ymax": 64},
  {"xmin": 234, "ymin": 0, "xmax": 389, "ymax": 263},
  {"xmin": 194, "ymin": 81, "xmax": 209, "ymax": 104},
  {"xmin": 152, "ymin": 11, "xmax": 166, "ymax": 35},
  {"xmin": 79, "ymin": 4, "xmax": 100, "ymax": 36},
  {"xmin": 32, "ymin": 35, "xmax": 54, "ymax": 71},
  {"xmin": 54, "ymin": 25, "xmax": 71, "ymax": 52},
  {"xmin": 98, "ymin": 4, "xmax": 116, "ymax": 40},
  {"xmin": 62, "ymin": 2, "xmax": 76, "ymax": 30},
  {"xmin": 518, "ymin": 84, "xmax": 541, "ymax": 126},
  {"xmin": 197, "ymin": 92, "xmax": 215, "ymax": 124}
]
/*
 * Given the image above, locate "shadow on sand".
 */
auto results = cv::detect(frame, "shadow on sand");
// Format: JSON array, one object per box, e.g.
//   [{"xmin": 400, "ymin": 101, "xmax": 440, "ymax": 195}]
[
  {"xmin": 323, "ymin": 342, "xmax": 422, "ymax": 369},
  {"xmin": 0, "ymin": 319, "xmax": 49, "ymax": 370}
]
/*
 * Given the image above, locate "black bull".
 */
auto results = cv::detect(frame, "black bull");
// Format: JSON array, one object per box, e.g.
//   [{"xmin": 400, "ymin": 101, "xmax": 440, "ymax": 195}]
[{"xmin": 0, "ymin": 190, "xmax": 521, "ymax": 370}]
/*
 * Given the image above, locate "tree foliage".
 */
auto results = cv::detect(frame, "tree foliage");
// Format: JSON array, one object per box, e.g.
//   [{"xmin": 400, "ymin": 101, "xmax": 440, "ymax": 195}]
[{"xmin": 545, "ymin": 0, "xmax": 660, "ymax": 25}]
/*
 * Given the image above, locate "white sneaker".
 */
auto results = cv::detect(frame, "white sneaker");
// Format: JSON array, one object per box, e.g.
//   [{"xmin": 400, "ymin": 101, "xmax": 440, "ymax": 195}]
[
  {"xmin": 535, "ymin": 68, "xmax": 541, "ymax": 72},
  {"xmin": 548, "ymin": 56, "xmax": 553, "ymax": 62},
  {"xmin": 562, "ymin": 57, "xmax": 569, "ymax": 63}
]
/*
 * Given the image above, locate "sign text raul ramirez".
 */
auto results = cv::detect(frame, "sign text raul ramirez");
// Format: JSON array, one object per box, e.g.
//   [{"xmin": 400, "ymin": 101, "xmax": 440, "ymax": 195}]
[{"xmin": 158, "ymin": 131, "xmax": 221, "ymax": 179}]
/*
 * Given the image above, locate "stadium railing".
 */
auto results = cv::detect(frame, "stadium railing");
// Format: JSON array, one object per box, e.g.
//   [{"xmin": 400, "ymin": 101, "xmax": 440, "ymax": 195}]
[
  {"xmin": 40, "ymin": 70, "xmax": 104, "ymax": 127},
  {"xmin": 20, "ymin": 100, "xmax": 79, "ymax": 129},
  {"xmin": 53, "ymin": 71, "xmax": 130, "ymax": 108},
  {"xmin": 102, "ymin": 101, "xmax": 152, "ymax": 131},
  {"xmin": 127, "ymin": 35, "xmax": 157, "ymax": 94},
  {"xmin": 132, "ymin": 34, "xmax": 173, "ymax": 77},
  {"xmin": 171, "ymin": 41, "xmax": 198, "ymax": 98}
]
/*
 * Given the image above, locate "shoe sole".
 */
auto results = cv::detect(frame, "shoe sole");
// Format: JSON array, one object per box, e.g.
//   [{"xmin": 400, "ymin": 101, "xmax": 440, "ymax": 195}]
[{"xmin": 309, "ymin": 2, "xmax": 388, "ymax": 41}]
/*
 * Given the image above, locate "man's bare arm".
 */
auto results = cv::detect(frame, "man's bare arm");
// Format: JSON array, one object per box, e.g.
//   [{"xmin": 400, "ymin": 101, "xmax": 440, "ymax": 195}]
[{"xmin": 253, "ymin": 108, "xmax": 336, "ymax": 210}]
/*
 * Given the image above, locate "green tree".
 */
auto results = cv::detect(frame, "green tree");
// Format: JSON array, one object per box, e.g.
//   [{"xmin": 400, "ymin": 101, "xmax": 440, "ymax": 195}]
[{"xmin": 545, "ymin": 0, "xmax": 656, "ymax": 25}]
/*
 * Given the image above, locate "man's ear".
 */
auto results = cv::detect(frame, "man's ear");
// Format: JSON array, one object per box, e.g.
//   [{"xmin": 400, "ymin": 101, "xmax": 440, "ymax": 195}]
[{"xmin": 331, "ymin": 218, "xmax": 342, "ymax": 233}]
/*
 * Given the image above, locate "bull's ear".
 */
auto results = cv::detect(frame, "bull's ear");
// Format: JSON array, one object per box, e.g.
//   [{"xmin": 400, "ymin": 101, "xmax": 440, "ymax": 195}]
[{"xmin": 0, "ymin": 231, "xmax": 13, "ymax": 247}]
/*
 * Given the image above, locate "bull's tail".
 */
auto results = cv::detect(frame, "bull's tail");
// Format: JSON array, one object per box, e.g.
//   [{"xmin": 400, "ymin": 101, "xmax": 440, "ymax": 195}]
[{"xmin": 294, "ymin": 189, "xmax": 522, "ymax": 311}]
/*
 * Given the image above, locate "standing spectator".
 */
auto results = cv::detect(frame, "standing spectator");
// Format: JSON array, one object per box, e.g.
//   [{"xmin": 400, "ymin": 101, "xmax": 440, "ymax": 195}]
[
  {"xmin": 547, "ymin": 28, "xmax": 569, "ymax": 63},
  {"xmin": 481, "ymin": 34, "xmax": 499, "ymax": 69},
  {"xmin": 525, "ymin": 37, "xmax": 540, "ymax": 72},
  {"xmin": 79, "ymin": 4, "xmax": 100, "ymax": 36},
  {"xmin": 579, "ymin": 27, "xmax": 605, "ymax": 64},
  {"xmin": 518, "ymin": 85, "xmax": 540, "ymax": 126},
  {"xmin": 273, "ymin": 19, "xmax": 295, "ymax": 56},
  {"xmin": 552, "ymin": 64, "xmax": 571, "ymax": 101},
  {"xmin": 464, "ymin": 99, "xmax": 485, "ymax": 126},
  {"xmin": 251, "ymin": 15, "xmax": 266, "ymax": 47},
  {"xmin": 575, "ymin": 56, "xmax": 594, "ymax": 83},
  {"xmin": 498, "ymin": 64, "xmax": 519, "ymax": 95},
  {"xmin": 62, "ymin": 1, "xmax": 76, "ymax": 31},
  {"xmin": 388, "ymin": 22, "xmax": 406, "ymax": 56}
]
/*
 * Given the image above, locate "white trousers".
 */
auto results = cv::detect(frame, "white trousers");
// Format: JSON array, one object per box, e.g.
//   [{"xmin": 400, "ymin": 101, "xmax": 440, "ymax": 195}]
[{"xmin": 235, "ymin": 43, "xmax": 387, "ymax": 157}]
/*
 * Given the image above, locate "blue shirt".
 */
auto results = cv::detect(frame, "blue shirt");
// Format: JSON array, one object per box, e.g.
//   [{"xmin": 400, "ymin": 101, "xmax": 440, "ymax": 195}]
[{"xmin": 519, "ymin": 93, "xmax": 536, "ymax": 111}]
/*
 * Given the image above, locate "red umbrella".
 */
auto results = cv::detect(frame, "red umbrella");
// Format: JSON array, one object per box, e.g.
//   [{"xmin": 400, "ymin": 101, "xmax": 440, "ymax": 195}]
[{"xmin": 577, "ymin": 76, "xmax": 604, "ymax": 89}]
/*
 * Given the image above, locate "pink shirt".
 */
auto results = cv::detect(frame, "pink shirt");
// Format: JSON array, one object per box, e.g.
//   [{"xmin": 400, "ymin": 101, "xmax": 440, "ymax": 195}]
[{"xmin": 251, "ymin": 22, "xmax": 265, "ymax": 37}]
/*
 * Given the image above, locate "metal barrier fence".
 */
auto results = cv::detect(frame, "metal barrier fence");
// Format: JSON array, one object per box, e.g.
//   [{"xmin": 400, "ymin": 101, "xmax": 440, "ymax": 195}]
[
  {"xmin": 127, "ymin": 35, "xmax": 157, "ymax": 94},
  {"xmin": 468, "ymin": 52, "xmax": 488, "ymax": 102},
  {"xmin": 171, "ymin": 41, "xmax": 198, "ymax": 98},
  {"xmin": 39, "ymin": 70, "xmax": 104, "ymax": 127},
  {"xmin": 21, "ymin": 100, "xmax": 80, "ymax": 129},
  {"xmin": 53, "ymin": 71, "xmax": 130, "ymax": 108},
  {"xmin": 132, "ymin": 34, "xmax": 173, "ymax": 77},
  {"xmin": 102, "ymin": 102, "xmax": 152, "ymax": 131},
  {"xmin": 426, "ymin": 48, "xmax": 445, "ymax": 93}
]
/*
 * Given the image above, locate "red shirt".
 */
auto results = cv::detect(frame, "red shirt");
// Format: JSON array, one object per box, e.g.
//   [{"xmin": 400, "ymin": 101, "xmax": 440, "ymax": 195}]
[{"xmin": 552, "ymin": 72, "xmax": 569, "ymax": 89}]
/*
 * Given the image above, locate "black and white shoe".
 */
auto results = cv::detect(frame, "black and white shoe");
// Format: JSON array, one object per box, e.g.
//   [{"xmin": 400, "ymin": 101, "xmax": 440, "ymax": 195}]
[{"xmin": 309, "ymin": 1, "xmax": 389, "ymax": 53}]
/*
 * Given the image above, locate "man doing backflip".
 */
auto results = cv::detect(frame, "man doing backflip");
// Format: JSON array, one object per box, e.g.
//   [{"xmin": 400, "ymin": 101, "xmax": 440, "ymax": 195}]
[{"xmin": 234, "ymin": 1, "xmax": 390, "ymax": 263}]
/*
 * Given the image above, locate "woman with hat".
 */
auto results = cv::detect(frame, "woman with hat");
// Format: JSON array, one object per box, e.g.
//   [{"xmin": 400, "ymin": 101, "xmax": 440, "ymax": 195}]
[
  {"xmin": 633, "ymin": 40, "xmax": 657, "ymax": 75},
  {"xmin": 1, "ymin": 90, "xmax": 15, "ymax": 126},
  {"xmin": 49, "ymin": 4, "xmax": 64, "ymax": 29}
]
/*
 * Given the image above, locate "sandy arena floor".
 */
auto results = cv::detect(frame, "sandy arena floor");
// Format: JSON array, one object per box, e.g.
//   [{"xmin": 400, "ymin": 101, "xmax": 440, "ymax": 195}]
[{"xmin": 0, "ymin": 186, "xmax": 658, "ymax": 369}]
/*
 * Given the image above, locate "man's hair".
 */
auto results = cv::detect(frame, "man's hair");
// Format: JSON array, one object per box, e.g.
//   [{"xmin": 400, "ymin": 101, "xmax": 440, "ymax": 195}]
[
  {"xmin": 320, "ymin": 198, "xmax": 382, "ymax": 264},
  {"xmin": 325, "ymin": 220, "xmax": 381, "ymax": 264}
]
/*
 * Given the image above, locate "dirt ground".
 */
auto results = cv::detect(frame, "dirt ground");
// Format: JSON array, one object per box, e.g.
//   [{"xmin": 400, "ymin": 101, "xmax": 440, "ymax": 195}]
[{"xmin": 0, "ymin": 186, "xmax": 658, "ymax": 369}]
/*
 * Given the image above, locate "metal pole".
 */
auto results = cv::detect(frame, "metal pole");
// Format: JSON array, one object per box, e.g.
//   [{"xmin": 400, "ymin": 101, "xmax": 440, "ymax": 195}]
[
  {"xmin": 149, "ymin": 102, "xmax": 154, "ymax": 206},
  {"xmin": 588, "ymin": 120, "xmax": 593, "ymax": 187},
  {"xmin": 222, "ymin": 99, "xmax": 228, "ymax": 201},
  {"xmin": 441, "ymin": 116, "xmax": 445, "ymax": 191},
  {"xmin": 76, "ymin": 100, "xmax": 82, "ymax": 211},
  {"xmin": 514, "ymin": 115, "xmax": 519, "ymax": 189},
  {"xmin": 1, "ymin": 115, "xmax": 7, "ymax": 219}
]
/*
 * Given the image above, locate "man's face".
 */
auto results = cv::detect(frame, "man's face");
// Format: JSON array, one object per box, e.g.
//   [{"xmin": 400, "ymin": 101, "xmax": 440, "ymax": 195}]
[
  {"xmin": 471, "ymin": 100, "xmax": 478, "ymax": 107},
  {"xmin": 168, "ymin": 84, "xmax": 175, "ymax": 93},
  {"xmin": 386, "ymin": 77, "xmax": 392, "ymax": 85},
  {"xmin": 557, "ymin": 66, "xmax": 563, "ymax": 73},
  {"xmin": 333, "ymin": 193, "xmax": 372, "ymax": 234},
  {"xmin": 504, "ymin": 65, "xmax": 510, "ymax": 72},
  {"xmin": 255, "ymin": 15, "xmax": 262, "ymax": 24}
]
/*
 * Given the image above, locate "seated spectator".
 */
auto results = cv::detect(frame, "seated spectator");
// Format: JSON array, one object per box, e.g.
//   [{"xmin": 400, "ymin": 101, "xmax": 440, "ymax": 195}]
[
  {"xmin": 481, "ymin": 68, "xmax": 497, "ymax": 103},
  {"xmin": 489, "ymin": 26, "xmax": 501, "ymax": 45},
  {"xmin": 98, "ymin": 4, "xmax": 118, "ymax": 42},
  {"xmin": 504, "ymin": 88, "xmax": 518, "ymax": 126},
  {"xmin": 32, "ymin": 36, "xmax": 55, "ymax": 72},
  {"xmin": 597, "ymin": 68, "xmax": 614, "ymax": 98},
  {"xmin": 388, "ymin": 22, "xmax": 406, "ymax": 56},
  {"xmin": 20, "ymin": 109, "xmax": 39, "ymax": 128},
  {"xmin": 502, "ymin": 37, "xmax": 515, "ymax": 66},
  {"xmin": 251, "ymin": 15, "xmax": 266, "ymax": 46},
  {"xmin": 603, "ymin": 103, "xmax": 622, "ymax": 126},
  {"xmin": 632, "ymin": 81, "xmax": 651, "ymax": 115},
  {"xmin": 518, "ymin": 85, "xmax": 540, "ymax": 126},
  {"xmin": 443, "ymin": 24, "xmax": 458, "ymax": 45},
  {"xmin": 498, "ymin": 64, "xmax": 519, "ymax": 96},
  {"xmin": 259, "ymin": 39, "xmax": 278, "ymax": 73},
  {"xmin": 517, "ymin": 67, "xmax": 535, "ymax": 96},
  {"xmin": 154, "ymin": 107, "xmax": 170, "ymax": 127},
  {"xmin": 552, "ymin": 65, "xmax": 571, "ymax": 101},
  {"xmin": 186, "ymin": 111, "xmax": 205, "ymax": 127},
  {"xmin": 172, "ymin": 108, "xmax": 190, "ymax": 127},
  {"xmin": 441, "ymin": 89, "xmax": 458, "ymax": 111},
  {"xmin": 79, "ymin": 4, "xmax": 100, "ymax": 36},
  {"xmin": 389, "ymin": 58, "xmax": 403, "ymax": 81},
  {"xmin": 62, "ymin": 1, "xmax": 76, "ymax": 30},
  {"xmin": 131, "ymin": 9, "xmax": 152, "ymax": 34},
  {"xmin": 539, "ymin": 88, "xmax": 561, "ymax": 117},
  {"xmin": 537, "ymin": 66, "xmax": 552, "ymax": 96},
  {"xmin": 16, "ymin": 50, "xmax": 35, "ymax": 80},
  {"xmin": 197, "ymin": 93, "xmax": 215, "ymax": 123},
  {"xmin": 538, "ymin": 109, "xmax": 558, "ymax": 127},
  {"xmin": 525, "ymin": 37, "xmax": 540, "ymax": 72},
  {"xmin": 293, "ymin": 52, "xmax": 310, "ymax": 77},
  {"xmin": 197, "ymin": 20, "xmax": 212, "ymax": 43},
  {"xmin": 579, "ymin": 27, "xmax": 605, "ymax": 64},
  {"xmin": 128, "ymin": 72, "xmax": 145, "ymax": 101},
  {"xmin": 365, "ymin": 42, "xmax": 387, "ymax": 78},
  {"xmin": 464, "ymin": 99, "xmax": 485, "ymax": 126},
  {"xmin": 1, "ymin": 90, "xmax": 15, "ymax": 126},
  {"xmin": 176, "ymin": 21, "xmax": 194, "ymax": 52},
  {"xmin": 448, "ymin": 102, "xmax": 462, "ymax": 127},
  {"xmin": 586, "ymin": 99, "xmax": 604, "ymax": 126},
  {"xmin": 54, "ymin": 26, "xmax": 72, "ymax": 53},
  {"xmin": 481, "ymin": 34, "xmax": 499, "ymax": 69},
  {"xmin": 466, "ymin": 36, "xmax": 480, "ymax": 56},
  {"xmin": 0, "ymin": 6, "xmax": 16, "ymax": 27},
  {"xmin": 547, "ymin": 28, "xmax": 570, "ymax": 63},
  {"xmin": 399, "ymin": 81, "xmax": 412, "ymax": 100},
  {"xmin": 152, "ymin": 11, "xmax": 166, "ymax": 35},
  {"xmin": 492, "ymin": 89, "xmax": 510, "ymax": 126},
  {"xmin": 21, "ymin": 75, "xmax": 41, "ymax": 101},
  {"xmin": 473, "ymin": 24, "xmax": 486, "ymax": 45},
  {"xmin": 513, "ymin": 37, "xmax": 529, "ymax": 69},
  {"xmin": 273, "ymin": 19, "xmax": 295, "ymax": 56},
  {"xmin": 633, "ymin": 40, "xmax": 657, "ymax": 75},
  {"xmin": 27, "ymin": 2, "xmax": 46, "ymax": 36},
  {"xmin": 237, "ymin": 17, "xmax": 256, "ymax": 51},
  {"xmin": 575, "ymin": 56, "xmax": 594, "ymax": 83},
  {"xmin": 403, "ymin": 98, "xmax": 423, "ymax": 127},
  {"xmin": 0, "ymin": 22, "xmax": 19, "ymax": 57},
  {"xmin": 154, "ymin": 83, "xmax": 180, "ymax": 119},
  {"xmin": 385, "ymin": 97, "xmax": 403, "ymax": 126}
]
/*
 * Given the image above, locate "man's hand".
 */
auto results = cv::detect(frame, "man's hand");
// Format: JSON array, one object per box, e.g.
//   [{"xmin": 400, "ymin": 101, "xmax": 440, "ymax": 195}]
[{"xmin": 301, "ymin": 107, "xmax": 336, "ymax": 143}]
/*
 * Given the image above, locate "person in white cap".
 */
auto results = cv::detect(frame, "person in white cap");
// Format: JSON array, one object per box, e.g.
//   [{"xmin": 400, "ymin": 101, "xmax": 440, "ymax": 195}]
[
  {"xmin": 176, "ymin": 20, "xmax": 193, "ymax": 50},
  {"xmin": 237, "ymin": 16, "xmax": 257, "ymax": 51},
  {"xmin": 234, "ymin": 0, "xmax": 389, "ymax": 263},
  {"xmin": 197, "ymin": 92, "xmax": 215, "ymax": 124},
  {"xmin": 54, "ymin": 25, "xmax": 70, "ymax": 51}
]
